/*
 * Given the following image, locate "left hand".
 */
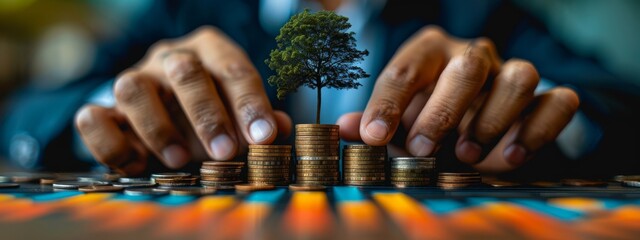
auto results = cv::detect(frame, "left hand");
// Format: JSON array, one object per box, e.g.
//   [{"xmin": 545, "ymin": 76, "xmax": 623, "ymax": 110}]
[{"xmin": 337, "ymin": 26, "xmax": 579, "ymax": 173}]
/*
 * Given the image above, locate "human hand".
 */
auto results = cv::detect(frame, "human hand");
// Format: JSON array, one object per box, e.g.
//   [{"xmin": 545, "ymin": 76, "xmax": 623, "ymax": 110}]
[
  {"xmin": 75, "ymin": 26, "xmax": 291, "ymax": 175},
  {"xmin": 338, "ymin": 26, "xmax": 579, "ymax": 173}
]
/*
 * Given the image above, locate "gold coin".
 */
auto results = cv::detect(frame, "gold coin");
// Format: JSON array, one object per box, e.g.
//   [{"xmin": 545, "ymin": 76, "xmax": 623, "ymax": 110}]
[
  {"xmin": 248, "ymin": 145, "xmax": 292, "ymax": 149},
  {"xmin": 343, "ymin": 148, "xmax": 387, "ymax": 153},
  {"xmin": 78, "ymin": 185, "xmax": 124, "ymax": 193},
  {"xmin": 296, "ymin": 135, "xmax": 340, "ymax": 140},
  {"xmin": 296, "ymin": 132, "xmax": 340, "ymax": 136},
  {"xmin": 296, "ymin": 180, "xmax": 339, "ymax": 185},
  {"xmin": 343, "ymin": 169, "xmax": 385, "ymax": 174},
  {"xmin": 295, "ymin": 124, "xmax": 340, "ymax": 129},
  {"xmin": 235, "ymin": 183, "xmax": 275, "ymax": 192},
  {"xmin": 297, "ymin": 164, "xmax": 339, "ymax": 170},
  {"xmin": 289, "ymin": 184, "xmax": 326, "ymax": 191},
  {"xmin": 344, "ymin": 176, "xmax": 386, "ymax": 181},
  {"xmin": 296, "ymin": 176, "xmax": 340, "ymax": 181},
  {"xmin": 202, "ymin": 161, "xmax": 245, "ymax": 167},
  {"xmin": 343, "ymin": 180, "xmax": 385, "ymax": 186},
  {"xmin": 343, "ymin": 172, "xmax": 386, "ymax": 178},
  {"xmin": 297, "ymin": 160, "xmax": 339, "ymax": 165}
]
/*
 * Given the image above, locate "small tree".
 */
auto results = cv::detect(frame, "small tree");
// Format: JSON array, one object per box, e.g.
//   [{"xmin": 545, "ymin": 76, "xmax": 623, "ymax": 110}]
[{"xmin": 265, "ymin": 10, "xmax": 369, "ymax": 124}]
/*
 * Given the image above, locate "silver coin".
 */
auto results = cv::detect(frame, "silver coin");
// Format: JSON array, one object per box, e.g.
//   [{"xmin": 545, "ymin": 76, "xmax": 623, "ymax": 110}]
[
  {"xmin": 113, "ymin": 181, "xmax": 156, "ymax": 188},
  {"xmin": 622, "ymin": 180, "xmax": 640, "ymax": 188},
  {"xmin": 0, "ymin": 175, "xmax": 12, "ymax": 183},
  {"xmin": 151, "ymin": 172, "xmax": 192, "ymax": 178},
  {"xmin": 52, "ymin": 181, "xmax": 110, "ymax": 189},
  {"xmin": 124, "ymin": 188, "xmax": 169, "ymax": 196},
  {"xmin": 119, "ymin": 177, "xmax": 151, "ymax": 183}
]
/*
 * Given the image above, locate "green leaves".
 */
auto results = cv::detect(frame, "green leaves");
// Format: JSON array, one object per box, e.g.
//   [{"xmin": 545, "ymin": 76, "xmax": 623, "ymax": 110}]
[{"xmin": 265, "ymin": 9, "xmax": 370, "ymax": 122}]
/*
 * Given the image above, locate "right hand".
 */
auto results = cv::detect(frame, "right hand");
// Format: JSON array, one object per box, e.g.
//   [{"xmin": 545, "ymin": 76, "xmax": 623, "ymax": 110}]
[{"xmin": 75, "ymin": 26, "xmax": 292, "ymax": 175}]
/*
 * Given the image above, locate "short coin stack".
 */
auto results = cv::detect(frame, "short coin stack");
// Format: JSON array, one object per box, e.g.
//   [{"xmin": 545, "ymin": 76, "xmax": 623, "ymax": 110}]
[
  {"xmin": 342, "ymin": 145, "xmax": 387, "ymax": 185},
  {"xmin": 152, "ymin": 172, "xmax": 198, "ymax": 188},
  {"xmin": 437, "ymin": 172, "xmax": 482, "ymax": 189},
  {"xmin": 247, "ymin": 145, "xmax": 292, "ymax": 185},
  {"xmin": 295, "ymin": 124, "xmax": 340, "ymax": 186},
  {"xmin": 199, "ymin": 161, "xmax": 245, "ymax": 188},
  {"xmin": 390, "ymin": 157, "xmax": 436, "ymax": 187}
]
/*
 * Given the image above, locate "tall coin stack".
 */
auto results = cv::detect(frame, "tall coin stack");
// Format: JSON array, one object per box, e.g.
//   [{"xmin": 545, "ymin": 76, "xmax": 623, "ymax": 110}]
[
  {"xmin": 295, "ymin": 124, "xmax": 340, "ymax": 186},
  {"xmin": 437, "ymin": 172, "xmax": 482, "ymax": 189},
  {"xmin": 390, "ymin": 157, "xmax": 436, "ymax": 187},
  {"xmin": 199, "ymin": 161, "xmax": 245, "ymax": 188},
  {"xmin": 342, "ymin": 145, "xmax": 387, "ymax": 185},
  {"xmin": 247, "ymin": 145, "xmax": 292, "ymax": 185}
]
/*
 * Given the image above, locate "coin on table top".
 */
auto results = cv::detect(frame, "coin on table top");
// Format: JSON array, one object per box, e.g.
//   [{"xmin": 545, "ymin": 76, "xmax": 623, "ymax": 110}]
[
  {"xmin": 562, "ymin": 179, "xmax": 608, "ymax": 187},
  {"xmin": 288, "ymin": 184, "xmax": 326, "ymax": 191},
  {"xmin": 119, "ymin": 177, "xmax": 151, "ymax": 183},
  {"xmin": 622, "ymin": 180, "xmax": 640, "ymax": 188},
  {"xmin": 169, "ymin": 187, "xmax": 216, "ymax": 196},
  {"xmin": 79, "ymin": 185, "xmax": 124, "ymax": 193},
  {"xmin": 0, "ymin": 183, "xmax": 20, "ymax": 188},
  {"xmin": 124, "ymin": 188, "xmax": 169, "ymax": 196},
  {"xmin": 235, "ymin": 183, "xmax": 275, "ymax": 192},
  {"xmin": 151, "ymin": 172, "xmax": 191, "ymax": 178},
  {"xmin": 112, "ymin": 181, "xmax": 156, "ymax": 188},
  {"xmin": 53, "ymin": 181, "xmax": 110, "ymax": 189}
]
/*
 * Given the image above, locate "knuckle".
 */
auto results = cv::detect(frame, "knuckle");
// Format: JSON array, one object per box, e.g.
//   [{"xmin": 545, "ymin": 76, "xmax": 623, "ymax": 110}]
[
  {"xmin": 425, "ymin": 103, "xmax": 460, "ymax": 133},
  {"xmin": 148, "ymin": 40, "xmax": 173, "ymax": 55},
  {"xmin": 234, "ymin": 92, "xmax": 264, "ymax": 124},
  {"xmin": 165, "ymin": 54, "xmax": 205, "ymax": 86},
  {"xmin": 374, "ymin": 98, "xmax": 403, "ymax": 121},
  {"xmin": 418, "ymin": 25, "xmax": 446, "ymax": 42},
  {"xmin": 381, "ymin": 64, "xmax": 420, "ymax": 92},
  {"xmin": 114, "ymin": 71, "xmax": 147, "ymax": 105},
  {"xmin": 472, "ymin": 37, "xmax": 497, "ymax": 55},
  {"xmin": 190, "ymin": 101, "xmax": 226, "ymax": 138},
  {"xmin": 500, "ymin": 60, "xmax": 540, "ymax": 100},
  {"xmin": 194, "ymin": 25, "xmax": 222, "ymax": 39},
  {"xmin": 221, "ymin": 61, "xmax": 254, "ymax": 81},
  {"xmin": 138, "ymin": 120, "xmax": 172, "ymax": 148},
  {"xmin": 75, "ymin": 105, "xmax": 101, "ymax": 132},
  {"xmin": 551, "ymin": 87, "xmax": 580, "ymax": 113},
  {"xmin": 475, "ymin": 121, "xmax": 504, "ymax": 139}
]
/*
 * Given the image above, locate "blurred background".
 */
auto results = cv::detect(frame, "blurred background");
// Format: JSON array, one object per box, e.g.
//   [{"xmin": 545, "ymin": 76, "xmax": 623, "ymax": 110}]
[{"xmin": 0, "ymin": 0, "xmax": 639, "ymax": 102}]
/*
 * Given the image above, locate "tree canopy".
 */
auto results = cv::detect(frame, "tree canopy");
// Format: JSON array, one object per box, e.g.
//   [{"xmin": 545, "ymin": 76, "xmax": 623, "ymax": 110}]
[{"xmin": 265, "ymin": 9, "xmax": 369, "ymax": 123}]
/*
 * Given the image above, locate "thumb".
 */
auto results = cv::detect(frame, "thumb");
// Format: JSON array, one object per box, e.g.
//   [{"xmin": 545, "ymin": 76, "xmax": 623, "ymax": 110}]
[{"xmin": 337, "ymin": 112, "xmax": 363, "ymax": 142}]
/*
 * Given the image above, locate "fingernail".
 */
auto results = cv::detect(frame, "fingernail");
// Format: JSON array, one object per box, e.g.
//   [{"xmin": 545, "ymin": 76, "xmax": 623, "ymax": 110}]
[
  {"xmin": 209, "ymin": 134, "xmax": 235, "ymax": 160},
  {"xmin": 504, "ymin": 144, "xmax": 527, "ymax": 166},
  {"xmin": 162, "ymin": 144, "xmax": 189, "ymax": 169},
  {"xmin": 458, "ymin": 140, "xmax": 482, "ymax": 164},
  {"xmin": 249, "ymin": 118, "xmax": 274, "ymax": 143},
  {"xmin": 365, "ymin": 119, "xmax": 389, "ymax": 141},
  {"xmin": 409, "ymin": 135, "xmax": 435, "ymax": 156}
]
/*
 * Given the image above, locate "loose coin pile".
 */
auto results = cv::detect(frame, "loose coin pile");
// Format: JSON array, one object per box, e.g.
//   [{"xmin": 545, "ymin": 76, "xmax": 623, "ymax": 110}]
[
  {"xmin": 152, "ymin": 172, "xmax": 198, "ymax": 188},
  {"xmin": 390, "ymin": 157, "xmax": 436, "ymax": 187},
  {"xmin": 342, "ymin": 145, "xmax": 387, "ymax": 186},
  {"xmin": 295, "ymin": 124, "xmax": 340, "ymax": 186},
  {"xmin": 247, "ymin": 145, "xmax": 292, "ymax": 185},
  {"xmin": 200, "ymin": 161, "xmax": 245, "ymax": 188},
  {"xmin": 438, "ymin": 172, "xmax": 482, "ymax": 189}
]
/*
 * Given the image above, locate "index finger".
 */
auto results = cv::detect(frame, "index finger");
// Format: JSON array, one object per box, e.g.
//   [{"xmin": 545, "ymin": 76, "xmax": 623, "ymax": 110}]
[
  {"xmin": 191, "ymin": 27, "xmax": 279, "ymax": 145},
  {"xmin": 360, "ymin": 27, "xmax": 448, "ymax": 145}
]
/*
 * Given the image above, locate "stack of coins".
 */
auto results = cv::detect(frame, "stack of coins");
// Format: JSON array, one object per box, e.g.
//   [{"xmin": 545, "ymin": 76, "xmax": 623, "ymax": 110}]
[
  {"xmin": 390, "ymin": 157, "xmax": 436, "ymax": 187},
  {"xmin": 199, "ymin": 161, "xmax": 245, "ymax": 188},
  {"xmin": 247, "ymin": 145, "xmax": 292, "ymax": 185},
  {"xmin": 437, "ymin": 172, "xmax": 482, "ymax": 189},
  {"xmin": 151, "ymin": 172, "xmax": 198, "ymax": 188},
  {"xmin": 342, "ymin": 145, "xmax": 387, "ymax": 185},
  {"xmin": 295, "ymin": 124, "xmax": 340, "ymax": 186}
]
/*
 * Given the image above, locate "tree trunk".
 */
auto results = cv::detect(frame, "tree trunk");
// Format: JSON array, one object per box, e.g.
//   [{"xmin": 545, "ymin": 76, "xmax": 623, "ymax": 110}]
[{"xmin": 316, "ymin": 84, "xmax": 321, "ymax": 124}]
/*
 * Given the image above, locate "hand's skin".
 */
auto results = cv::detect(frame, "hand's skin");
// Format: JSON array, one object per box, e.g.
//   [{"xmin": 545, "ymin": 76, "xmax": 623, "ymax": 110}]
[
  {"xmin": 75, "ymin": 27, "xmax": 292, "ymax": 175},
  {"xmin": 338, "ymin": 26, "xmax": 580, "ymax": 173}
]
